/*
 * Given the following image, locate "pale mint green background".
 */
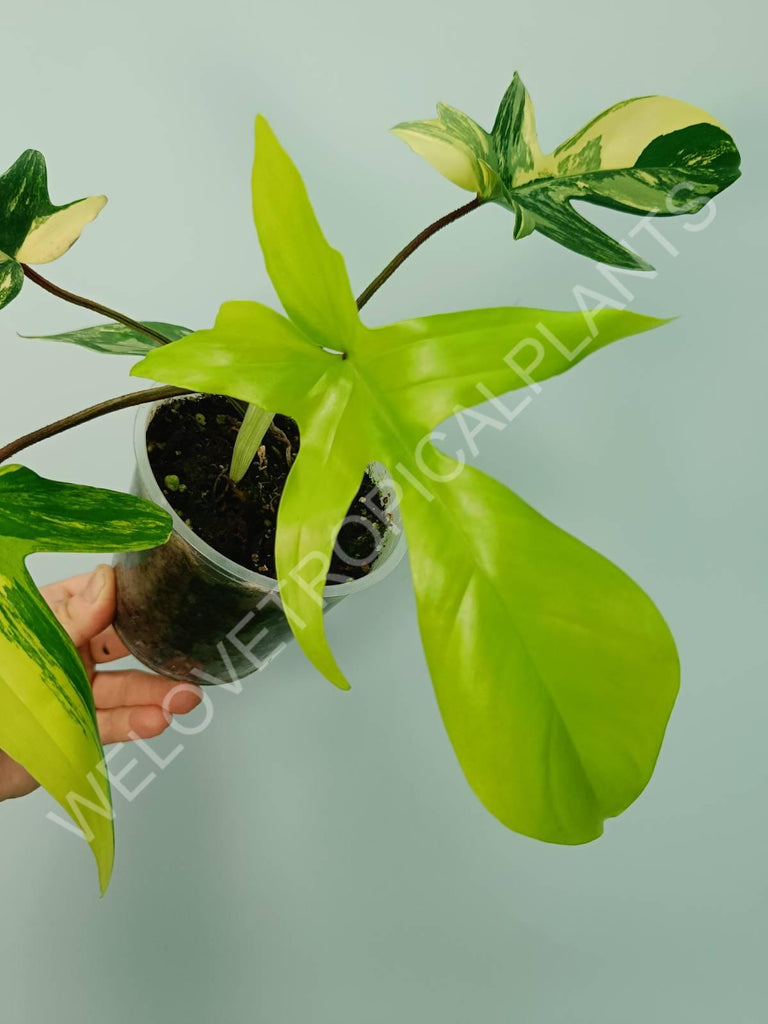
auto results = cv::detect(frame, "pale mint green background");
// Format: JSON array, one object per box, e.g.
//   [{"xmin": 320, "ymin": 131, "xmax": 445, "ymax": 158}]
[{"xmin": 0, "ymin": 1, "xmax": 765, "ymax": 1021}]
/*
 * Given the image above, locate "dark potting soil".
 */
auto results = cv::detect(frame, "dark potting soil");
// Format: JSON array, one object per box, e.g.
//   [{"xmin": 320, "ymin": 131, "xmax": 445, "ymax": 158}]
[{"xmin": 146, "ymin": 396, "xmax": 389, "ymax": 582}]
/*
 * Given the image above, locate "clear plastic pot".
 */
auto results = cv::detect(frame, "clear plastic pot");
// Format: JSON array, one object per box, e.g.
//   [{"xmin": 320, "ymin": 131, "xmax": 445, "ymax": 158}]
[{"xmin": 113, "ymin": 396, "xmax": 405, "ymax": 685}]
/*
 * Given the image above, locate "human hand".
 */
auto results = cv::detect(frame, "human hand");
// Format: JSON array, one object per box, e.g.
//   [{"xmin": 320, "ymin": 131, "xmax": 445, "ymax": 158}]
[{"xmin": 0, "ymin": 564, "xmax": 202, "ymax": 800}]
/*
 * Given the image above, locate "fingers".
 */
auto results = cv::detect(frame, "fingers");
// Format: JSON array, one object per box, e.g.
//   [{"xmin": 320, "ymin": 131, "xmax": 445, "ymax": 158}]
[
  {"xmin": 46, "ymin": 564, "xmax": 116, "ymax": 649},
  {"xmin": 92, "ymin": 671, "xmax": 202, "ymax": 712},
  {"xmin": 41, "ymin": 567, "xmax": 206, "ymax": 748},
  {"xmin": 42, "ymin": 572, "xmax": 138, "ymax": 664},
  {"xmin": 89, "ymin": 625, "xmax": 129, "ymax": 665},
  {"xmin": 97, "ymin": 706, "xmax": 171, "ymax": 745},
  {"xmin": 94, "ymin": 672, "xmax": 203, "ymax": 745},
  {"xmin": 40, "ymin": 571, "xmax": 98, "ymax": 606},
  {"xmin": 0, "ymin": 751, "xmax": 40, "ymax": 800},
  {"xmin": 43, "ymin": 571, "xmax": 137, "ymax": 665}
]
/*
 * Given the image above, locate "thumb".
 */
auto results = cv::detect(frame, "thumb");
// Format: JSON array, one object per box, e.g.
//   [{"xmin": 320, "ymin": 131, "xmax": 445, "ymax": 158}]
[{"xmin": 50, "ymin": 565, "xmax": 116, "ymax": 649}]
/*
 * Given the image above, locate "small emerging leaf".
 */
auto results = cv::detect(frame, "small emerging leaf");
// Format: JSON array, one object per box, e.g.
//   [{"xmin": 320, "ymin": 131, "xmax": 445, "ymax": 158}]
[
  {"xmin": 0, "ymin": 465, "xmax": 171, "ymax": 892},
  {"xmin": 392, "ymin": 104, "xmax": 500, "ymax": 197},
  {"xmin": 229, "ymin": 403, "xmax": 275, "ymax": 483},
  {"xmin": 20, "ymin": 321, "xmax": 192, "ymax": 356}
]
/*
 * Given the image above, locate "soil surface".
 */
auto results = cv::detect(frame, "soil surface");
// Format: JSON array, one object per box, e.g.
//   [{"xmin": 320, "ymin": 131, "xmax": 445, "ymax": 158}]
[{"xmin": 146, "ymin": 396, "xmax": 388, "ymax": 582}]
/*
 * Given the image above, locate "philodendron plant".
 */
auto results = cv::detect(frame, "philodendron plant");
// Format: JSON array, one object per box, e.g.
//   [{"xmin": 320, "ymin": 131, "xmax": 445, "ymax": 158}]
[{"xmin": 0, "ymin": 73, "xmax": 740, "ymax": 892}]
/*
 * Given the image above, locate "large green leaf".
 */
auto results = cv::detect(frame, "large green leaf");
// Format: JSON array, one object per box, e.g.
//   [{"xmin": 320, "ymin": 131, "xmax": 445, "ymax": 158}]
[
  {"xmin": 393, "ymin": 73, "xmax": 741, "ymax": 269},
  {"xmin": 0, "ymin": 465, "xmax": 171, "ymax": 892},
  {"xmin": 20, "ymin": 321, "xmax": 191, "ymax": 356},
  {"xmin": 132, "ymin": 117, "xmax": 680, "ymax": 844},
  {"xmin": 0, "ymin": 149, "xmax": 106, "ymax": 310}
]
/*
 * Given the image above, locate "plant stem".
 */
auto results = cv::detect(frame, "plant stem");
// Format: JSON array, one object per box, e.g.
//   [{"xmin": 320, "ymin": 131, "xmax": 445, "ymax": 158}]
[
  {"xmin": 4, "ymin": 197, "xmax": 484, "ymax": 465},
  {"xmin": 21, "ymin": 265, "xmax": 173, "ymax": 347},
  {"xmin": 355, "ymin": 195, "xmax": 483, "ymax": 311},
  {"xmin": 0, "ymin": 386, "xmax": 189, "ymax": 465}
]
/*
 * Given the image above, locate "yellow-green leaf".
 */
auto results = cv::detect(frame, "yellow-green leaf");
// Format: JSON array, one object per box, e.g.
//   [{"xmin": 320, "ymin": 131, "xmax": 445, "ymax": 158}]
[{"xmin": 132, "ymin": 118, "xmax": 680, "ymax": 845}]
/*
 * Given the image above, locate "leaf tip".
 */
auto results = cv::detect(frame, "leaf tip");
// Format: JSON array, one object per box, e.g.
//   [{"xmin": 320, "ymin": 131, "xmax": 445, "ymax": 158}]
[
  {"xmin": 656, "ymin": 313, "xmax": 680, "ymax": 328},
  {"xmin": 97, "ymin": 855, "xmax": 114, "ymax": 897},
  {"xmin": 254, "ymin": 113, "xmax": 274, "ymax": 144},
  {"xmin": 310, "ymin": 647, "xmax": 351, "ymax": 692}
]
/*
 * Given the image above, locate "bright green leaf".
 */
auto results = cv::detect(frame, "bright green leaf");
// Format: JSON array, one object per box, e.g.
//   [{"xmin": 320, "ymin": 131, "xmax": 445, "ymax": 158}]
[
  {"xmin": 253, "ymin": 115, "xmax": 359, "ymax": 350},
  {"xmin": 0, "ymin": 465, "xmax": 171, "ymax": 892},
  {"xmin": 404, "ymin": 455, "xmax": 678, "ymax": 842},
  {"xmin": 393, "ymin": 73, "xmax": 741, "ymax": 269},
  {"xmin": 132, "ymin": 117, "xmax": 680, "ymax": 844},
  {"xmin": 20, "ymin": 321, "xmax": 192, "ymax": 356}
]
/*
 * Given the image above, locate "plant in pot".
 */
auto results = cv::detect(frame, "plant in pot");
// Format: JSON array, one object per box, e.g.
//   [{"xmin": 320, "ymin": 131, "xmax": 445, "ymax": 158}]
[{"xmin": 0, "ymin": 74, "xmax": 741, "ymax": 893}]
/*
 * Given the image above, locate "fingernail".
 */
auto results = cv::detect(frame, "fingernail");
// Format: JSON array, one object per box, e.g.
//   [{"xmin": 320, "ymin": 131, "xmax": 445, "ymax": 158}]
[{"xmin": 84, "ymin": 567, "xmax": 108, "ymax": 604}]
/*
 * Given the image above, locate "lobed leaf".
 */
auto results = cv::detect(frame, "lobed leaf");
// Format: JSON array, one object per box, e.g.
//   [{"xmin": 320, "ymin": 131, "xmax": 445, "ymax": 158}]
[
  {"xmin": 0, "ymin": 149, "xmax": 106, "ymax": 311},
  {"xmin": 0, "ymin": 150, "xmax": 106, "ymax": 265},
  {"xmin": 393, "ymin": 73, "xmax": 741, "ymax": 269},
  {"xmin": 133, "ymin": 117, "xmax": 680, "ymax": 844}
]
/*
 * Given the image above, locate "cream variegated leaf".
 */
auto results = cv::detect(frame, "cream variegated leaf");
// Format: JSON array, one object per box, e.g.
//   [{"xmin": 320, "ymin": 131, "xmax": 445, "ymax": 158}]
[
  {"xmin": 392, "ymin": 103, "xmax": 500, "ymax": 197},
  {"xmin": 490, "ymin": 75, "xmax": 543, "ymax": 188},
  {"xmin": 134, "ymin": 117, "xmax": 680, "ymax": 845},
  {"xmin": 393, "ymin": 73, "xmax": 741, "ymax": 269},
  {"xmin": 0, "ymin": 150, "xmax": 106, "ymax": 310},
  {"xmin": 15, "ymin": 195, "xmax": 106, "ymax": 264}
]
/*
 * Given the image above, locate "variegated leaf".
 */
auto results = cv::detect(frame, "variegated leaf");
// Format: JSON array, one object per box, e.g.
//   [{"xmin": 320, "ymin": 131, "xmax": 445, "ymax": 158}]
[
  {"xmin": 392, "ymin": 104, "xmax": 500, "ymax": 197},
  {"xmin": 0, "ymin": 256, "xmax": 23, "ymax": 311},
  {"xmin": 393, "ymin": 73, "xmax": 741, "ymax": 269},
  {"xmin": 0, "ymin": 465, "xmax": 171, "ymax": 893},
  {"xmin": 133, "ymin": 117, "xmax": 680, "ymax": 846},
  {"xmin": 20, "ymin": 321, "xmax": 192, "ymax": 356},
  {"xmin": 0, "ymin": 150, "xmax": 106, "ymax": 264},
  {"xmin": 0, "ymin": 150, "xmax": 106, "ymax": 311}
]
